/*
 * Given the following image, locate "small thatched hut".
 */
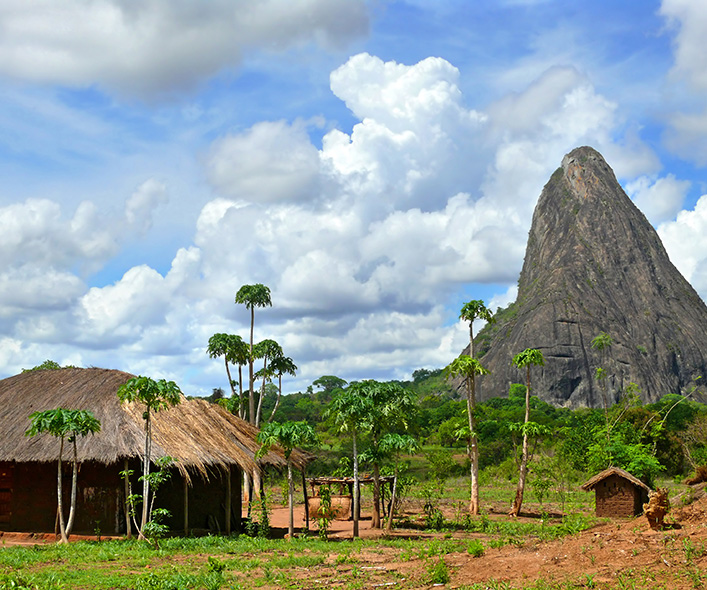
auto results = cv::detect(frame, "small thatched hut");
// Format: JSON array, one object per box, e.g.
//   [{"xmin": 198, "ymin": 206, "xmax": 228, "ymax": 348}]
[
  {"xmin": 581, "ymin": 467, "xmax": 651, "ymax": 517},
  {"xmin": 0, "ymin": 367, "xmax": 305, "ymax": 535}
]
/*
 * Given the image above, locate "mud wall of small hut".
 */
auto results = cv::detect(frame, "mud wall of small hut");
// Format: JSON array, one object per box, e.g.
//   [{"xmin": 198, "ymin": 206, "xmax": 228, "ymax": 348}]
[
  {"xmin": 158, "ymin": 467, "xmax": 242, "ymax": 534},
  {"xmin": 594, "ymin": 474, "xmax": 645, "ymax": 517},
  {"xmin": 2, "ymin": 461, "xmax": 125, "ymax": 534}
]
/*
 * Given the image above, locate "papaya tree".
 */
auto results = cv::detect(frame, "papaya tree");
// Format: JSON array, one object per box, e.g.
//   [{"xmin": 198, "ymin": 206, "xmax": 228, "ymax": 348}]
[
  {"xmin": 509, "ymin": 348, "xmax": 545, "ymax": 517},
  {"xmin": 444, "ymin": 354, "xmax": 489, "ymax": 515},
  {"xmin": 326, "ymin": 384, "xmax": 376, "ymax": 538},
  {"xmin": 378, "ymin": 433, "xmax": 419, "ymax": 530},
  {"xmin": 207, "ymin": 333, "xmax": 249, "ymax": 418},
  {"xmin": 257, "ymin": 420, "xmax": 317, "ymax": 537},
  {"xmin": 235, "ymin": 283, "xmax": 272, "ymax": 425},
  {"xmin": 25, "ymin": 409, "xmax": 101, "ymax": 543},
  {"xmin": 117, "ymin": 376, "xmax": 182, "ymax": 539}
]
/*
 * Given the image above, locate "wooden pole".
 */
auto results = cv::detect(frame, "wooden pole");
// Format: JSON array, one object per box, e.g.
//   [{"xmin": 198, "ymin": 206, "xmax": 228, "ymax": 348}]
[
  {"xmin": 124, "ymin": 459, "xmax": 132, "ymax": 539},
  {"xmin": 183, "ymin": 477, "xmax": 189, "ymax": 535},
  {"xmin": 225, "ymin": 466, "xmax": 232, "ymax": 536},
  {"xmin": 302, "ymin": 469, "xmax": 309, "ymax": 532}
]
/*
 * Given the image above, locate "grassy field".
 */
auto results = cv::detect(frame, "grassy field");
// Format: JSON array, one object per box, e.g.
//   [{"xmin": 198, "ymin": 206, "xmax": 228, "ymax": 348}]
[{"xmin": 0, "ymin": 472, "xmax": 698, "ymax": 589}]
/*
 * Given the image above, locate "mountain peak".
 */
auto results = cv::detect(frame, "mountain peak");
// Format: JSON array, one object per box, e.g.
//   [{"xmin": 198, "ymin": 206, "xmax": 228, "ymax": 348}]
[{"xmin": 473, "ymin": 146, "xmax": 707, "ymax": 407}]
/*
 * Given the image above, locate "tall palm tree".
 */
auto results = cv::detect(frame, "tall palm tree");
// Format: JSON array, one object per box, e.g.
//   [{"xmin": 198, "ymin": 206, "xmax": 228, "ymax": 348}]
[
  {"xmin": 235, "ymin": 284, "xmax": 272, "ymax": 425},
  {"xmin": 509, "ymin": 348, "xmax": 545, "ymax": 517},
  {"xmin": 445, "ymin": 354, "xmax": 489, "ymax": 515}
]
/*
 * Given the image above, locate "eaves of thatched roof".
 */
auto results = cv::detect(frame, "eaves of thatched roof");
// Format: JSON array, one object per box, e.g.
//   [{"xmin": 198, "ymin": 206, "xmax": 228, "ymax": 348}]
[
  {"xmin": 581, "ymin": 466, "xmax": 651, "ymax": 492},
  {"xmin": 0, "ymin": 367, "xmax": 309, "ymax": 481}
]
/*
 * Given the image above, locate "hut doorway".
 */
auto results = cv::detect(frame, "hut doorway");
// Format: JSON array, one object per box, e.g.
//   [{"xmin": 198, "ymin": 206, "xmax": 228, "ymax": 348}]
[{"xmin": 0, "ymin": 463, "xmax": 13, "ymax": 525}]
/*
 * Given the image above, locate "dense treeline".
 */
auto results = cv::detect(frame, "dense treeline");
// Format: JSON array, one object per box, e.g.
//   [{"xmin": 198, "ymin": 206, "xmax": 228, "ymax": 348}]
[{"xmin": 207, "ymin": 369, "xmax": 707, "ymax": 485}]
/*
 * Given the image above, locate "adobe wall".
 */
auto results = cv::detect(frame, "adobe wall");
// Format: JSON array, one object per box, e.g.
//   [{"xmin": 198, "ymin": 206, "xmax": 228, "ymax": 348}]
[
  {"xmin": 594, "ymin": 474, "xmax": 643, "ymax": 517},
  {"xmin": 1, "ymin": 460, "xmax": 242, "ymax": 536}
]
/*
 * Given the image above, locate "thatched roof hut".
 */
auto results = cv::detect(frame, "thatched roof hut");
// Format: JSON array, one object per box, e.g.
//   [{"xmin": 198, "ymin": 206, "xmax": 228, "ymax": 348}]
[
  {"xmin": 0, "ymin": 367, "xmax": 309, "ymax": 535},
  {"xmin": 581, "ymin": 467, "xmax": 651, "ymax": 517}
]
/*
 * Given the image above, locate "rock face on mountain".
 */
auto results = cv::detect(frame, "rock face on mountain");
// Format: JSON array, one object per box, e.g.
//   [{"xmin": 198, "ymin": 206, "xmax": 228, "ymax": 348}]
[{"xmin": 473, "ymin": 146, "xmax": 707, "ymax": 407}]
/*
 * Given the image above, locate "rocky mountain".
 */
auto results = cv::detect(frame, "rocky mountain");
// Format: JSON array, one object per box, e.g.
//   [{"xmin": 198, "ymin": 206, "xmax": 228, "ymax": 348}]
[{"xmin": 471, "ymin": 146, "xmax": 707, "ymax": 407}]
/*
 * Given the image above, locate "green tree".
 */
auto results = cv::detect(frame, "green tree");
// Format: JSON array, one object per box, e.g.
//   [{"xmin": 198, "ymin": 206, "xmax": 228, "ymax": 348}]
[
  {"xmin": 257, "ymin": 421, "xmax": 318, "ymax": 537},
  {"xmin": 459, "ymin": 299, "xmax": 495, "ymax": 359},
  {"xmin": 235, "ymin": 284, "xmax": 272, "ymax": 425},
  {"xmin": 444, "ymin": 354, "xmax": 489, "ymax": 514},
  {"xmin": 25, "ymin": 409, "xmax": 101, "ymax": 543},
  {"xmin": 253, "ymin": 338, "xmax": 283, "ymax": 426},
  {"xmin": 207, "ymin": 333, "xmax": 249, "ymax": 417},
  {"xmin": 117, "ymin": 376, "xmax": 182, "ymax": 539},
  {"xmin": 266, "ymin": 355, "xmax": 297, "ymax": 423},
  {"xmin": 378, "ymin": 433, "xmax": 419, "ymax": 530},
  {"xmin": 591, "ymin": 331, "xmax": 613, "ymax": 439},
  {"xmin": 360, "ymin": 381, "xmax": 416, "ymax": 529},
  {"xmin": 510, "ymin": 348, "xmax": 545, "ymax": 517},
  {"xmin": 326, "ymin": 384, "xmax": 376, "ymax": 538}
]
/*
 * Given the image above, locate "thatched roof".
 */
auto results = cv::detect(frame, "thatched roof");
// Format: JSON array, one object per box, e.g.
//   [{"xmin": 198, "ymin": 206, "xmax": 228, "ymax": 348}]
[
  {"xmin": 0, "ymin": 367, "xmax": 309, "ymax": 481},
  {"xmin": 581, "ymin": 467, "xmax": 652, "ymax": 492}
]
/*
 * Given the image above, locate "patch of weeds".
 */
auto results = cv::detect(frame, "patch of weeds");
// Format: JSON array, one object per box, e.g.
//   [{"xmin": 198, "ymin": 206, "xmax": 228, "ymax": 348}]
[
  {"xmin": 466, "ymin": 539, "xmax": 484, "ymax": 557},
  {"xmin": 427, "ymin": 557, "xmax": 450, "ymax": 585}
]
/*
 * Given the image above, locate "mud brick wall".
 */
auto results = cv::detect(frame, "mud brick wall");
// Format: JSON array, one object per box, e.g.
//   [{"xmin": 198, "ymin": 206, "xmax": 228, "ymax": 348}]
[{"xmin": 595, "ymin": 474, "xmax": 642, "ymax": 517}]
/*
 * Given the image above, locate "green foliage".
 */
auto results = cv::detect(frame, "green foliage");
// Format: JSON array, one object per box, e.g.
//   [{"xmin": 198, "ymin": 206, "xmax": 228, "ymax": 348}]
[
  {"xmin": 117, "ymin": 376, "xmax": 182, "ymax": 412},
  {"xmin": 257, "ymin": 420, "xmax": 317, "ymax": 460},
  {"xmin": 427, "ymin": 558, "xmax": 450, "ymax": 585},
  {"xmin": 21, "ymin": 359, "xmax": 64, "ymax": 372},
  {"xmin": 591, "ymin": 331, "xmax": 613, "ymax": 351},
  {"xmin": 26, "ymin": 408, "xmax": 101, "ymax": 442},
  {"xmin": 316, "ymin": 485, "xmax": 332, "ymax": 540},
  {"xmin": 235, "ymin": 283, "xmax": 272, "ymax": 310}
]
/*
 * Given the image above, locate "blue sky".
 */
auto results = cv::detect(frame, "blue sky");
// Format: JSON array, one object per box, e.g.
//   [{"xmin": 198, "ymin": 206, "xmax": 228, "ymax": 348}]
[{"xmin": 1, "ymin": 0, "xmax": 707, "ymax": 397}]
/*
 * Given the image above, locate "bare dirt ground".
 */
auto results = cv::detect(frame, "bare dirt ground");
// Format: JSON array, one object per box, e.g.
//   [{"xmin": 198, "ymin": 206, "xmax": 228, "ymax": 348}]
[{"xmin": 264, "ymin": 498, "xmax": 707, "ymax": 589}]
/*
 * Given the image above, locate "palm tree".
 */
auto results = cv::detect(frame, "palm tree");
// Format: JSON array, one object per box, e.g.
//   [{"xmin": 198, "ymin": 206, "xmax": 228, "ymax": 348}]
[
  {"xmin": 444, "ymin": 354, "xmax": 489, "ymax": 515},
  {"xmin": 25, "ymin": 409, "xmax": 101, "ymax": 543},
  {"xmin": 257, "ymin": 421, "xmax": 317, "ymax": 537},
  {"xmin": 509, "ymin": 348, "xmax": 545, "ymax": 517},
  {"xmin": 117, "ymin": 376, "xmax": 182, "ymax": 539},
  {"xmin": 267, "ymin": 355, "xmax": 297, "ymax": 423},
  {"xmin": 235, "ymin": 283, "xmax": 272, "ymax": 425}
]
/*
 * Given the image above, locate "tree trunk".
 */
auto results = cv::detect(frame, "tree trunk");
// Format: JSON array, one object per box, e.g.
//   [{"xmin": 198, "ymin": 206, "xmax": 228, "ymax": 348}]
[
  {"xmin": 287, "ymin": 461, "xmax": 294, "ymax": 538},
  {"xmin": 225, "ymin": 358, "xmax": 236, "ymax": 399},
  {"xmin": 468, "ymin": 374, "xmax": 480, "ymax": 515},
  {"xmin": 255, "ymin": 358, "xmax": 267, "ymax": 427},
  {"xmin": 248, "ymin": 307, "xmax": 255, "ymax": 424},
  {"xmin": 238, "ymin": 365, "xmax": 245, "ymax": 419},
  {"xmin": 352, "ymin": 429, "xmax": 360, "ymax": 538},
  {"xmin": 510, "ymin": 368, "xmax": 531, "ymax": 517},
  {"xmin": 65, "ymin": 439, "xmax": 79, "ymax": 536},
  {"xmin": 268, "ymin": 375, "xmax": 282, "ymax": 423},
  {"xmin": 57, "ymin": 437, "xmax": 68, "ymax": 543},
  {"xmin": 124, "ymin": 458, "xmax": 132, "ymax": 538},
  {"xmin": 385, "ymin": 472, "xmax": 398, "ymax": 531},
  {"xmin": 139, "ymin": 410, "xmax": 151, "ymax": 540},
  {"xmin": 372, "ymin": 461, "xmax": 381, "ymax": 528}
]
